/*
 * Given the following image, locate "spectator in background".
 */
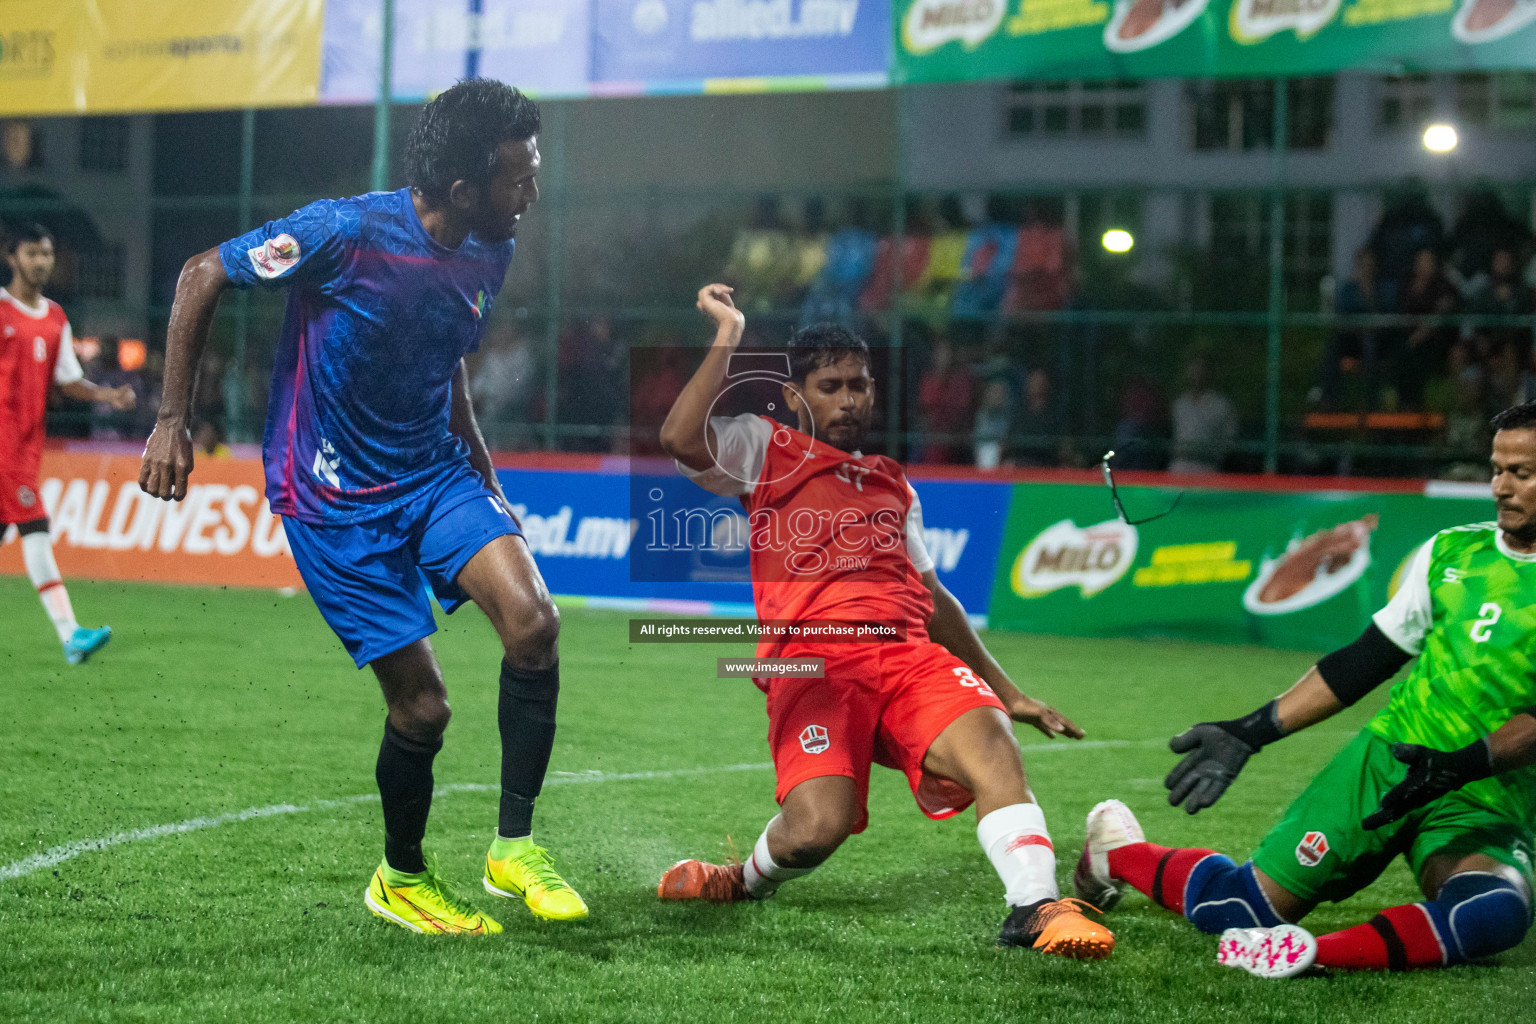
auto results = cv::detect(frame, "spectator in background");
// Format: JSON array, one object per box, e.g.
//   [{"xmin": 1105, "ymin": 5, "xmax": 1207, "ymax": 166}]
[
  {"xmin": 132, "ymin": 349, "xmax": 165, "ymax": 439},
  {"xmin": 859, "ymin": 196, "xmax": 931, "ymax": 313},
  {"xmin": 1368, "ymin": 187, "xmax": 1445, "ymax": 293},
  {"xmin": 914, "ymin": 333, "xmax": 974, "ymax": 464},
  {"xmin": 788, "ymin": 196, "xmax": 829, "ymax": 306},
  {"xmin": 1110, "ymin": 376, "xmax": 1166, "ymax": 470},
  {"xmin": 88, "ymin": 336, "xmax": 145, "ymax": 440},
  {"xmin": 972, "ymin": 377, "xmax": 1014, "ymax": 470},
  {"xmin": 1168, "ymin": 356, "xmax": 1237, "ymax": 474},
  {"xmin": 1008, "ymin": 367, "xmax": 1068, "ymax": 467},
  {"xmin": 629, "ymin": 343, "xmax": 689, "ymax": 457},
  {"xmin": 470, "ymin": 325, "xmax": 540, "ymax": 426},
  {"xmin": 724, "ymin": 194, "xmax": 796, "ymax": 312},
  {"xmin": 1446, "ymin": 189, "xmax": 1531, "ymax": 295},
  {"xmin": 1314, "ymin": 248, "xmax": 1395, "ymax": 411},
  {"xmin": 801, "ymin": 196, "xmax": 879, "ymax": 324},
  {"xmin": 193, "ymin": 420, "xmax": 232, "ymax": 459},
  {"xmin": 1467, "ymin": 247, "xmax": 1534, "ymax": 362},
  {"xmin": 556, "ymin": 316, "xmax": 625, "ymax": 452},
  {"xmin": 910, "ymin": 195, "xmax": 969, "ymax": 313},
  {"xmin": 192, "ymin": 349, "xmax": 227, "ymax": 436},
  {"xmin": 1395, "ymin": 246, "xmax": 1458, "ymax": 409}
]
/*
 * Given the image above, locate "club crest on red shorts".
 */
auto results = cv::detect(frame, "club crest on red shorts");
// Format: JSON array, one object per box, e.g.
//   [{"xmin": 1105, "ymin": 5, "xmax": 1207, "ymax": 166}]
[
  {"xmin": 1295, "ymin": 830, "xmax": 1329, "ymax": 867},
  {"xmin": 17, "ymin": 484, "xmax": 36, "ymax": 508},
  {"xmin": 799, "ymin": 724, "xmax": 829, "ymax": 755}
]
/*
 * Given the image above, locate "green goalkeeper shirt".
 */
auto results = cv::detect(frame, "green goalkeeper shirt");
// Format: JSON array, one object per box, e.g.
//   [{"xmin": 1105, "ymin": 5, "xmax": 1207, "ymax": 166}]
[{"xmin": 1370, "ymin": 522, "xmax": 1536, "ymax": 824}]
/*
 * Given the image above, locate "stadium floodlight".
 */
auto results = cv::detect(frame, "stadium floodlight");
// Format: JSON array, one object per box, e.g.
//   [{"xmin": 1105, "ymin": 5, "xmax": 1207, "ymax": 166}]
[
  {"xmin": 1101, "ymin": 229, "xmax": 1134, "ymax": 253},
  {"xmin": 1101, "ymin": 449, "xmax": 1182, "ymax": 525},
  {"xmin": 1422, "ymin": 123, "xmax": 1458, "ymax": 153}
]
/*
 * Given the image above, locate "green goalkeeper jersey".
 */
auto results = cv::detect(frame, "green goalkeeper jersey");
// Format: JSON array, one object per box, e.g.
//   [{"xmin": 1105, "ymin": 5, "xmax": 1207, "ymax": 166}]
[{"xmin": 1369, "ymin": 522, "xmax": 1536, "ymax": 824}]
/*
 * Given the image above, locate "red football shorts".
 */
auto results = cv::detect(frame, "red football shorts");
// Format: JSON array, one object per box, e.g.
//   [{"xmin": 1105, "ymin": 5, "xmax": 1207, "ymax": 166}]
[
  {"xmin": 764, "ymin": 640, "xmax": 1008, "ymax": 834},
  {"xmin": 0, "ymin": 470, "xmax": 45, "ymax": 525}
]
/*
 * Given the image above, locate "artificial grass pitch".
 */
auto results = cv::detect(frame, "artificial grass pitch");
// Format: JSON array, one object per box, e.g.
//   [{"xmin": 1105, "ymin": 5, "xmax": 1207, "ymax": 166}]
[{"xmin": 1, "ymin": 578, "xmax": 1530, "ymax": 1023}]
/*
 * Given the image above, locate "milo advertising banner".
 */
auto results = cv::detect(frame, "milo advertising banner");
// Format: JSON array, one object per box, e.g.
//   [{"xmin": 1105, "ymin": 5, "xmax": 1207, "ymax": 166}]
[
  {"xmin": 989, "ymin": 479, "xmax": 1495, "ymax": 649},
  {"xmin": 896, "ymin": 0, "xmax": 1536, "ymax": 84}
]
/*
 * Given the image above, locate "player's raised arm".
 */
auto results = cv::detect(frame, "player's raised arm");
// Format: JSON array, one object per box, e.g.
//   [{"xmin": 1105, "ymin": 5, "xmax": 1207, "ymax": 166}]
[
  {"xmin": 140, "ymin": 246, "xmax": 230, "ymax": 501},
  {"xmin": 659, "ymin": 284, "xmax": 744, "ymax": 472},
  {"xmin": 921, "ymin": 569, "xmax": 1084, "ymax": 740}
]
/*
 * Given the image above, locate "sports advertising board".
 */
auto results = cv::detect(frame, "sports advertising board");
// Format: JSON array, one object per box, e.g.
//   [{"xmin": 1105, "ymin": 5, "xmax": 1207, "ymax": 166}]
[
  {"xmin": 987, "ymin": 479, "xmax": 1494, "ymax": 649},
  {"xmin": 896, "ymin": 0, "xmax": 1536, "ymax": 83}
]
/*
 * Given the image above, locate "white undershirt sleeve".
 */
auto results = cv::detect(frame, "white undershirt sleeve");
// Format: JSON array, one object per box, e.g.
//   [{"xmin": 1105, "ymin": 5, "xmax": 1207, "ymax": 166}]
[
  {"xmin": 1372, "ymin": 538, "xmax": 1435, "ymax": 655},
  {"xmin": 906, "ymin": 485, "xmax": 936, "ymax": 574},
  {"xmin": 52, "ymin": 321, "xmax": 84, "ymax": 386},
  {"xmin": 675, "ymin": 413, "xmax": 772, "ymax": 497}
]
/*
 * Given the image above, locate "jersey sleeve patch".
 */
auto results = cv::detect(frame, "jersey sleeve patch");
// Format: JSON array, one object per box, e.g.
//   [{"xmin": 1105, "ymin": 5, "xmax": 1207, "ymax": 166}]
[
  {"xmin": 219, "ymin": 197, "xmax": 355, "ymax": 291},
  {"xmin": 246, "ymin": 233, "xmax": 303, "ymax": 280}
]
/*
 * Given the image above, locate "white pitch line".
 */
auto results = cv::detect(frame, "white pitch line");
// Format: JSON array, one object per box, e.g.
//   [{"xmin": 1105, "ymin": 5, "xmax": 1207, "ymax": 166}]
[
  {"xmin": 0, "ymin": 764, "xmax": 773, "ymax": 883},
  {"xmin": 1, "ymin": 732, "xmax": 1356, "ymax": 884}
]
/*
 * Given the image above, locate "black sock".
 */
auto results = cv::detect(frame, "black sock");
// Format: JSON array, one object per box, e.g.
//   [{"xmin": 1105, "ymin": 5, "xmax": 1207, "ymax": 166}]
[
  {"xmin": 376, "ymin": 719, "xmax": 442, "ymax": 874},
  {"xmin": 498, "ymin": 658, "xmax": 559, "ymax": 838}
]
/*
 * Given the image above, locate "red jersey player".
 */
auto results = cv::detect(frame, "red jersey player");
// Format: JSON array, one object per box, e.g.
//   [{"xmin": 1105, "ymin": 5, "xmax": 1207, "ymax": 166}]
[
  {"xmin": 655, "ymin": 284, "xmax": 1113, "ymax": 958},
  {"xmin": 2, "ymin": 223, "xmax": 134, "ymax": 663}
]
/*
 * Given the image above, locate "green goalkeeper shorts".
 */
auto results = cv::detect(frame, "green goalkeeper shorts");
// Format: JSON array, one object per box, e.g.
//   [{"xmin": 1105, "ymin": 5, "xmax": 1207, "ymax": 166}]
[{"xmin": 1249, "ymin": 729, "xmax": 1535, "ymax": 905}]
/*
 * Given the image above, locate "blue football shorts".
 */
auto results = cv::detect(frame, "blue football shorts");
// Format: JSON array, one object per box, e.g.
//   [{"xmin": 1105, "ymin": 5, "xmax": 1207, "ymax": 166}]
[{"xmin": 283, "ymin": 463, "xmax": 522, "ymax": 667}]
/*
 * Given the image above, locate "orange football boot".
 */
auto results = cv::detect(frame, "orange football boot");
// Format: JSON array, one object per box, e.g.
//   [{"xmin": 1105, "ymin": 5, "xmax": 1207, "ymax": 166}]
[
  {"xmin": 657, "ymin": 859, "xmax": 755, "ymax": 903},
  {"xmin": 997, "ymin": 898, "xmax": 1114, "ymax": 959}
]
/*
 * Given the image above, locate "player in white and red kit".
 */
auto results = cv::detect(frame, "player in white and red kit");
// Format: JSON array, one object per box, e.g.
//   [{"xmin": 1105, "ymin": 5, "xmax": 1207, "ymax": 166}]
[
  {"xmin": 2, "ymin": 223, "xmax": 134, "ymax": 663},
  {"xmin": 654, "ymin": 284, "xmax": 1113, "ymax": 958}
]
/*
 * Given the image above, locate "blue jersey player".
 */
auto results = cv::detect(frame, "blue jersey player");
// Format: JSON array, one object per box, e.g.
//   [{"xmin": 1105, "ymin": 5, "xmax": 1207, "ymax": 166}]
[{"xmin": 139, "ymin": 81, "xmax": 585, "ymax": 934}]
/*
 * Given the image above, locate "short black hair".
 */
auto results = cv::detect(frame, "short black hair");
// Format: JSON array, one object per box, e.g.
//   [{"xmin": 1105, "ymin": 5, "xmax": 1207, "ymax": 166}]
[
  {"xmin": 788, "ymin": 322, "xmax": 870, "ymax": 382},
  {"xmin": 404, "ymin": 79, "xmax": 541, "ymax": 202},
  {"xmin": 5, "ymin": 221, "xmax": 52, "ymax": 254},
  {"xmin": 1491, "ymin": 402, "xmax": 1536, "ymax": 434}
]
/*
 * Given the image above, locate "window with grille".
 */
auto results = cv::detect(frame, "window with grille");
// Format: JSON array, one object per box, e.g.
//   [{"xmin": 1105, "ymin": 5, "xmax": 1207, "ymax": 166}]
[
  {"xmin": 1191, "ymin": 78, "xmax": 1334, "ymax": 151},
  {"xmin": 1456, "ymin": 73, "xmax": 1536, "ymax": 130},
  {"xmin": 79, "ymin": 117, "xmax": 130, "ymax": 172},
  {"xmin": 78, "ymin": 244, "xmax": 125, "ymax": 299},
  {"xmin": 1376, "ymin": 74, "xmax": 1436, "ymax": 131},
  {"xmin": 1004, "ymin": 80, "xmax": 1146, "ymax": 140}
]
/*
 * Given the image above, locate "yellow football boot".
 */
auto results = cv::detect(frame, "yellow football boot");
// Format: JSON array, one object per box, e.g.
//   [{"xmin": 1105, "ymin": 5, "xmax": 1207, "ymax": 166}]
[
  {"xmin": 364, "ymin": 857, "xmax": 502, "ymax": 935},
  {"xmin": 483, "ymin": 838, "xmax": 589, "ymax": 921}
]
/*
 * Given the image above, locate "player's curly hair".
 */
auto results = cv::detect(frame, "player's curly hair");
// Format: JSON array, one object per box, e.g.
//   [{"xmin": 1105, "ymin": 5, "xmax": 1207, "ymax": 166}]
[
  {"xmin": 1491, "ymin": 402, "xmax": 1536, "ymax": 434},
  {"xmin": 404, "ymin": 79, "xmax": 541, "ymax": 202},
  {"xmin": 788, "ymin": 322, "xmax": 870, "ymax": 382}
]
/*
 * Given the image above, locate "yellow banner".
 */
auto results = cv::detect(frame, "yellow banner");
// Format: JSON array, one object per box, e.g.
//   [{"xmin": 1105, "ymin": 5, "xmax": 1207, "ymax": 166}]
[{"xmin": 0, "ymin": 0, "xmax": 323, "ymax": 116}]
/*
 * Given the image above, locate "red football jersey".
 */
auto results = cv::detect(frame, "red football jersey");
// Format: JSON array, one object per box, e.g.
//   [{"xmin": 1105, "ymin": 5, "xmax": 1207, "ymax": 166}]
[
  {"xmin": 0, "ymin": 287, "xmax": 79, "ymax": 480},
  {"xmin": 741, "ymin": 418, "xmax": 935, "ymax": 657}
]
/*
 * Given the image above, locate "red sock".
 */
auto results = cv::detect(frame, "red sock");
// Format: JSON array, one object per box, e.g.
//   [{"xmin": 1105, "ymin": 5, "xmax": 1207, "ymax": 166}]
[
  {"xmin": 1106, "ymin": 843, "xmax": 1218, "ymax": 915},
  {"xmin": 1315, "ymin": 904, "xmax": 1447, "ymax": 971}
]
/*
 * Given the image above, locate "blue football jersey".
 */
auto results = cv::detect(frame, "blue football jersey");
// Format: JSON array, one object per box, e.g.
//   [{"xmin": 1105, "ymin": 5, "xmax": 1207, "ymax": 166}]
[{"xmin": 219, "ymin": 188, "xmax": 513, "ymax": 524}]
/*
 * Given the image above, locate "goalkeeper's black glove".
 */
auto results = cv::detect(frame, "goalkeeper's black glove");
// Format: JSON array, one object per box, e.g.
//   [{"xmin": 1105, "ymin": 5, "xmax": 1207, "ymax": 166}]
[
  {"xmin": 1166, "ymin": 700, "xmax": 1284, "ymax": 814},
  {"xmin": 1361, "ymin": 739, "xmax": 1493, "ymax": 831}
]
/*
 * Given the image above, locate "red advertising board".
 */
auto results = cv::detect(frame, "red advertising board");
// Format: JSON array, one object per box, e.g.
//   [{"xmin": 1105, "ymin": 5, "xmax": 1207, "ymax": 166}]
[{"xmin": 0, "ymin": 452, "xmax": 301, "ymax": 589}]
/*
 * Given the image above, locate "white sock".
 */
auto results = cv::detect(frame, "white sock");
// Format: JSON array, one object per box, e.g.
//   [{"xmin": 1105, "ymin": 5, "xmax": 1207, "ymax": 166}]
[
  {"xmin": 977, "ymin": 802, "xmax": 1060, "ymax": 907},
  {"xmin": 22, "ymin": 531, "xmax": 78, "ymax": 644},
  {"xmin": 741, "ymin": 817, "xmax": 817, "ymax": 899}
]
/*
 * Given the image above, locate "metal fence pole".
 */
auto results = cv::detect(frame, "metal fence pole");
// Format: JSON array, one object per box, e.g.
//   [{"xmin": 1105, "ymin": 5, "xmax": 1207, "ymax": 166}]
[
  {"xmin": 541, "ymin": 106, "xmax": 567, "ymax": 450},
  {"xmin": 229, "ymin": 108, "xmax": 256, "ymax": 443},
  {"xmin": 1264, "ymin": 78, "xmax": 1289, "ymax": 474},
  {"xmin": 370, "ymin": 0, "xmax": 395, "ymax": 192}
]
